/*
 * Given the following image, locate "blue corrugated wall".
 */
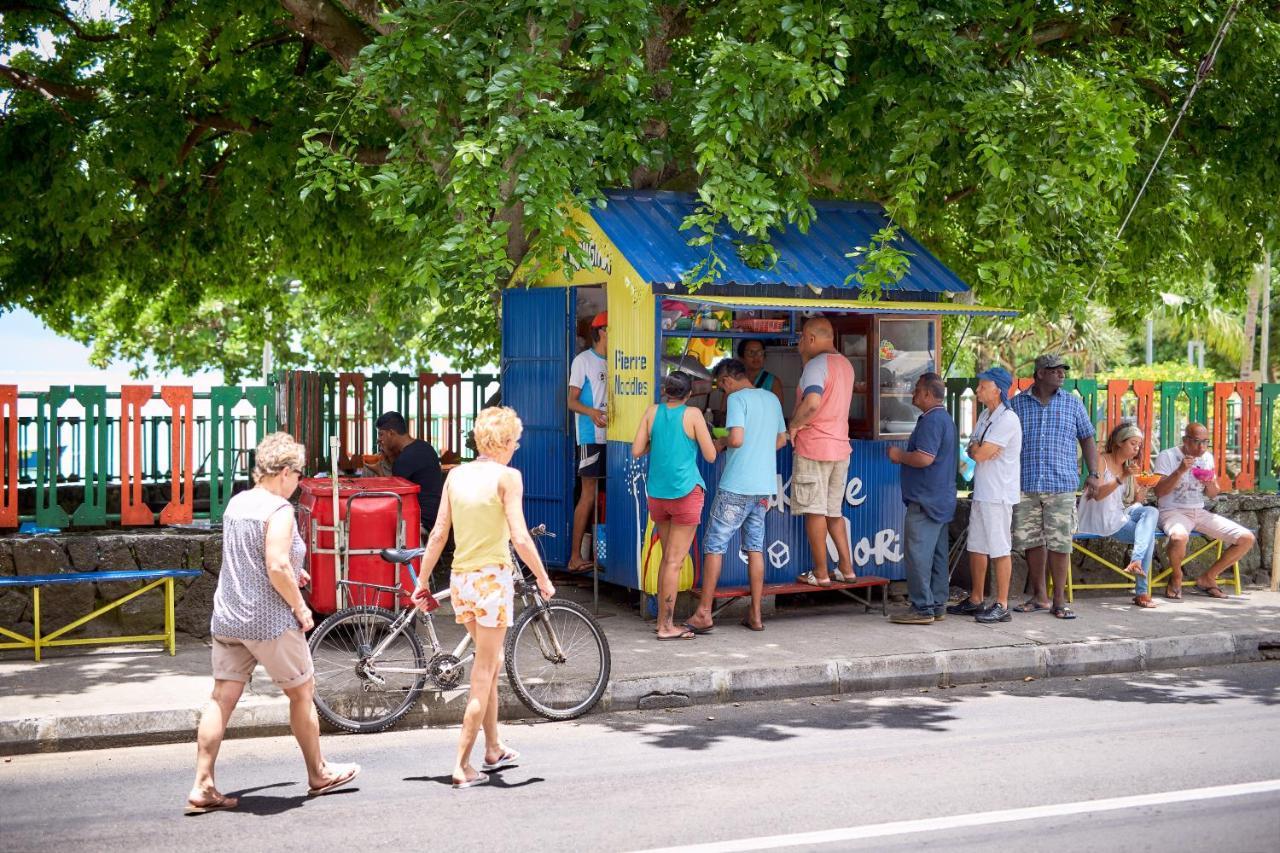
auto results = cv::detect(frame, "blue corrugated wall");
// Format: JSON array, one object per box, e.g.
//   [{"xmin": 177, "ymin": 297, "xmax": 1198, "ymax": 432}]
[{"xmin": 603, "ymin": 438, "xmax": 909, "ymax": 590}]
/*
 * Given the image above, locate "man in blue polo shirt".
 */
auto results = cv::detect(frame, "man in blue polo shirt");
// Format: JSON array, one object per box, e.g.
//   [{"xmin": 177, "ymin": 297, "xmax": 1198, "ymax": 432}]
[
  {"xmin": 1009, "ymin": 353, "xmax": 1099, "ymax": 620},
  {"xmin": 887, "ymin": 373, "xmax": 957, "ymax": 624}
]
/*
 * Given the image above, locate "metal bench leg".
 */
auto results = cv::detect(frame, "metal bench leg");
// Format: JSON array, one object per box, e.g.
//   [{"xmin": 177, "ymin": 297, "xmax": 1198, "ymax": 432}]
[
  {"xmin": 165, "ymin": 577, "xmax": 176, "ymax": 655},
  {"xmin": 33, "ymin": 586, "xmax": 41, "ymax": 662}
]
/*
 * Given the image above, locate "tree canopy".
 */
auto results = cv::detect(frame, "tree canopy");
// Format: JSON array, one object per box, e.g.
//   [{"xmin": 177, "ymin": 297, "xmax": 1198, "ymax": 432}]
[{"xmin": 2, "ymin": 1, "xmax": 1278, "ymax": 380}]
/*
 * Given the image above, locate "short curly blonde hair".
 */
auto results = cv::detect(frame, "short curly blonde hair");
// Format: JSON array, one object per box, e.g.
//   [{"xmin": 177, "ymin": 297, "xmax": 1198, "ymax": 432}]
[
  {"xmin": 252, "ymin": 432, "xmax": 306, "ymax": 483},
  {"xmin": 472, "ymin": 406, "xmax": 523, "ymax": 457}
]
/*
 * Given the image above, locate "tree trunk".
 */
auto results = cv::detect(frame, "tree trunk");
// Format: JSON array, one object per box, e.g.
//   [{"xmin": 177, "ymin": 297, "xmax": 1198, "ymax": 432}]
[{"xmin": 1241, "ymin": 259, "xmax": 1263, "ymax": 381}]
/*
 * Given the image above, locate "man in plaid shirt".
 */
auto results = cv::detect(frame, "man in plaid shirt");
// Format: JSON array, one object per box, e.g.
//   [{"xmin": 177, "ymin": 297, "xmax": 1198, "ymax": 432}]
[{"xmin": 1009, "ymin": 354, "xmax": 1100, "ymax": 619}]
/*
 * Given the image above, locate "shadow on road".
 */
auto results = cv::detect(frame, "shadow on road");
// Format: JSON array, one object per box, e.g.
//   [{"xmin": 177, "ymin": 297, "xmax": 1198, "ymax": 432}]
[{"xmin": 587, "ymin": 661, "xmax": 1280, "ymax": 752}]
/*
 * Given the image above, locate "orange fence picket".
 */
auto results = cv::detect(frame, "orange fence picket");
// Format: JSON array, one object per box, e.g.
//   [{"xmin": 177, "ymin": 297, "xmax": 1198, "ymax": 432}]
[
  {"xmin": 0, "ymin": 385, "xmax": 16, "ymax": 528},
  {"xmin": 159, "ymin": 386, "xmax": 194, "ymax": 524},
  {"xmin": 120, "ymin": 385, "xmax": 154, "ymax": 526},
  {"xmin": 337, "ymin": 373, "xmax": 366, "ymax": 470},
  {"xmin": 1212, "ymin": 381, "xmax": 1258, "ymax": 491},
  {"xmin": 1105, "ymin": 380, "xmax": 1156, "ymax": 463}
]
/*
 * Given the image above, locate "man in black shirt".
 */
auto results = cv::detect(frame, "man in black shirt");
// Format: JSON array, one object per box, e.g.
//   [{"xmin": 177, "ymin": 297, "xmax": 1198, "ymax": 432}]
[{"xmin": 375, "ymin": 411, "xmax": 444, "ymax": 531}]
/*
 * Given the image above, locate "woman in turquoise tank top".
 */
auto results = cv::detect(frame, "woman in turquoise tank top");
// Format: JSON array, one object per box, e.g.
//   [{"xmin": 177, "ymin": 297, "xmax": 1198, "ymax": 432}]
[{"xmin": 631, "ymin": 372, "xmax": 717, "ymax": 640}]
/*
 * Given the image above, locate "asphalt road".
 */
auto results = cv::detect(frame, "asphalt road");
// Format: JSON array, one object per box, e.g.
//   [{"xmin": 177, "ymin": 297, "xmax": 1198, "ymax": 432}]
[{"xmin": 3, "ymin": 662, "xmax": 1279, "ymax": 852}]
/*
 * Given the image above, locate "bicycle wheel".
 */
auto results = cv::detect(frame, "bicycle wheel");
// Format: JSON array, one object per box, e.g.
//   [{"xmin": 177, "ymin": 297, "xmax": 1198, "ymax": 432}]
[
  {"xmin": 505, "ymin": 599, "xmax": 611, "ymax": 721},
  {"xmin": 309, "ymin": 606, "xmax": 427, "ymax": 733}
]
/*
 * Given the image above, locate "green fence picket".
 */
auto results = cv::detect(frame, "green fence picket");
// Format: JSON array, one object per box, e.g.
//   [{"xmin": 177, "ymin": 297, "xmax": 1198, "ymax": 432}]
[
  {"xmin": 34, "ymin": 386, "xmax": 71, "ymax": 528},
  {"xmin": 70, "ymin": 385, "xmax": 108, "ymax": 526},
  {"xmin": 208, "ymin": 386, "xmax": 243, "ymax": 524}
]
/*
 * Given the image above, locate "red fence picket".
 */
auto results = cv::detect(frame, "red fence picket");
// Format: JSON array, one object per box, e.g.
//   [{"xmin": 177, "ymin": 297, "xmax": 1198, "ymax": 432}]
[
  {"xmin": 337, "ymin": 372, "xmax": 366, "ymax": 470},
  {"xmin": 0, "ymin": 385, "xmax": 16, "ymax": 529},
  {"xmin": 120, "ymin": 385, "xmax": 154, "ymax": 526},
  {"xmin": 1105, "ymin": 379, "xmax": 1156, "ymax": 463},
  {"xmin": 159, "ymin": 386, "xmax": 194, "ymax": 524}
]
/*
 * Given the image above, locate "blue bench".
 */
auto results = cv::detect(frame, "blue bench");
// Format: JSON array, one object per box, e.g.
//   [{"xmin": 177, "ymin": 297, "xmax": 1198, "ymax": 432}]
[
  {"xmin": 1061, "ymin": 532, "xmax": 1243, "ymax": 603},
  {"xmin": 0, "ymin": 568, "xmax": 203, "ymax": 661}
]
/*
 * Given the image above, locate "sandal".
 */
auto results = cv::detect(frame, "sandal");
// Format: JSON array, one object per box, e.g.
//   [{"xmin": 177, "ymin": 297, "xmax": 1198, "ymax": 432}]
[
  {"xmin": 1012, "ymin": 599, "xmax": 1049, "ymax": 613},
  {"xmin": 307, "ymin": 762, "xmax": 361, "ymax": 796},
  {"xmin": 796, "ymin": 570, "xmax": 833, "ymax": 588},
  {"xmin": 739, "ymin": 617, "xmax": 765, "ymax": 632},
  {"xmin": 1193, "ymin": 583, "xmax": 1227, "ymax": 599},
  {"xmin": 1132, "ymin": 595, "xmax": 1157, "ymax": 609},
  {"xmin": 1164, "ymin": 586, "xmax": 1183, "ymax": 600},
  {"xmin": 453, "ymin": 771, "xmax": 490, "ymax": 789},
  {"xmin": 184, "ymin": 793, "xmax": 238, "ymax": 815},
  {"xmin": 656, "ymin": 630, "xmax": 696, "ymax": 640},
  {"xmin": 481, "ymin": 748, "xmax": 520, "ymax": 772},
  {"xmin": 1050, "ymin": 605, "xmax": 1076, "ymax": 620},
  {"xmin": 682, "ymin": 622, "xmax": 714, "ymax": 635},
  {"xmin": 832, "ymin": 569, "xmax": 858, "ymax": 583}
]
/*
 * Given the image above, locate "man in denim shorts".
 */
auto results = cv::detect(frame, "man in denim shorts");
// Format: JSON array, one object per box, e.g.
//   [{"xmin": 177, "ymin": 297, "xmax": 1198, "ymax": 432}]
[
  {"xmin": 685, "ymin": 359, "xmax": 787, "ymax": 632},
  {"xmin": 1009, "ymin": 353, "xmax": 1099, "ymax": 619}
]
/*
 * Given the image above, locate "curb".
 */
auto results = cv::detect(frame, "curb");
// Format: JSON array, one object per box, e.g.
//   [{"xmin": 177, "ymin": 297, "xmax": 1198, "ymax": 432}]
[{"xmin": 4, "ymin": 630, "xmax": 1278, "ymax": 756}]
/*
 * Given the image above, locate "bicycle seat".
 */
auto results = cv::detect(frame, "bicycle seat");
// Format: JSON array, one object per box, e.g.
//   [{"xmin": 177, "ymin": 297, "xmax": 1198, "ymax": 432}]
[{"xmin": 380, "ymin": 547, "xmax": 425, "ymax": 564}]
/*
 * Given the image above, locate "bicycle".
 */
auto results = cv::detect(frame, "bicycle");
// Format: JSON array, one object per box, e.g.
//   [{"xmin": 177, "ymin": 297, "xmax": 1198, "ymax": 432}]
[{"xmin": 308, "ymin": 525, "xmax": 611, "ymax": 733}]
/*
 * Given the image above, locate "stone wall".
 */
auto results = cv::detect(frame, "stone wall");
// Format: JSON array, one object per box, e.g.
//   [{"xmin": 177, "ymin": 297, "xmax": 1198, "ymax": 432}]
[
  {"xmin": 949, "ymin": 493, "xmax": 1280, "ymax": 596},
  {"xmin": 0, "ymin": 530, "xmax": 221, "ymax": 641}
]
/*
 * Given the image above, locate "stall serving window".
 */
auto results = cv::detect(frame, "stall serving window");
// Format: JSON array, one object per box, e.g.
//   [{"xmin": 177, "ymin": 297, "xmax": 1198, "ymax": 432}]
[{"xmin": 663, "ymin": 297, "xmax": 940, "ymax": 442}]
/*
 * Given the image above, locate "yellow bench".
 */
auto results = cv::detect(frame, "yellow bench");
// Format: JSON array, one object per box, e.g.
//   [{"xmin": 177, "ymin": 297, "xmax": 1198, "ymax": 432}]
[
  {"xmin": 0, "ymin": 568, "xmax": 202, "ymax": 661},
  {"xmin": 1059, "ymin": 532, "xmax": 1242, "ymax": 603}
]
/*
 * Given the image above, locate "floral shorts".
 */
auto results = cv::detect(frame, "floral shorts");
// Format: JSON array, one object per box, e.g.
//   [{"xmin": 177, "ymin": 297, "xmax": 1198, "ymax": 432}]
[{"xmin": 450, "ymin": 566, "xmax": 515, "ymax": 628}]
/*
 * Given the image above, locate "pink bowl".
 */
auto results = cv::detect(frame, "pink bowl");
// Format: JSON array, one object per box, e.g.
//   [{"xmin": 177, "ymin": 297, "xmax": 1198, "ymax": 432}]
[{"xmin": 1191, "ymin": 467, "xmax": 1214, "ymax": 482}]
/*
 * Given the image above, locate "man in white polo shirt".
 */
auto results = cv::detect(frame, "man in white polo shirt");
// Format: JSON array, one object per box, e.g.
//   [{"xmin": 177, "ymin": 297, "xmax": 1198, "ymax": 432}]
[
  {"xmin": 1151, "ymin": 422, "xmax": 1254, "ymax": 599},
  {"xmin": 949, "ymin": 366, "xmax": 1021, "ymax": 623}
]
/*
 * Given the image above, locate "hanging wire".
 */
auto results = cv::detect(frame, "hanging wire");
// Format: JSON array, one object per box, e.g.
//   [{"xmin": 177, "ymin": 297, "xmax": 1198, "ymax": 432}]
[
  {"xmin": 1083, "ymin": 0, "xmax": 1243, "ymax": 302},
  {"xmin": 943, "ymin": 314, "xmax": 975, "ymax": 379}
]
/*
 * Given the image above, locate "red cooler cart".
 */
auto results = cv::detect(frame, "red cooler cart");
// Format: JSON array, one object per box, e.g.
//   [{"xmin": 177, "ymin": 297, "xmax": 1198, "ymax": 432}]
[{"xmin": 298, "ymin": 472, "xmax": 422, "ymax": 614}]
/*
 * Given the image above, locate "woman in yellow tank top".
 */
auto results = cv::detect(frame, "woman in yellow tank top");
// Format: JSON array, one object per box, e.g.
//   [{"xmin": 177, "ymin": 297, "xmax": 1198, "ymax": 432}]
[{"xmin": 410, "ymin": 407, "xmax": 555, "ymax": 789}]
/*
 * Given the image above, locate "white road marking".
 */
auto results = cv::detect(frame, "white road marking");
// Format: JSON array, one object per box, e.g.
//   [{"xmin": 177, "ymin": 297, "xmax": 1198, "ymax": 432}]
[{"xmin": 635, "ymin": 779, "xmax": 1280, "ymax": 852}]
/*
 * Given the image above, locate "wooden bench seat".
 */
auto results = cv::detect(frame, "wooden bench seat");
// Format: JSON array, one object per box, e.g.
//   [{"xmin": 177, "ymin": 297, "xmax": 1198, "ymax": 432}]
[
  {"xmin": 707, "ymin": 576, "xmax": 889, "ymax": 617},
  {"xmin": 0, "ymin": 568, "xmax": 203, "ymax": 661}
]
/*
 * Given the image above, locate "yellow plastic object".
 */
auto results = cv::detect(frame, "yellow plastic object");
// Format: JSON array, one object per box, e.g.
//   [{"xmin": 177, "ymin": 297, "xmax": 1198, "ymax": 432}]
[
  {"xmin": 0, "ymin": 576, "xmax": 181, "ymax": 662},
  {"xmin": 639, "ymin": 518, "xmax": 696, "ymax": 595}
]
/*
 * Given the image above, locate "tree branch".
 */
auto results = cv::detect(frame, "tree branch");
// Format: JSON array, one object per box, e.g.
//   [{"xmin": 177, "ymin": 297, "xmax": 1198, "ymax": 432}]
[
  {"xmin": 945, "ymin": 186, "xmax": 977, "ymax": 204},
  {"xmin": 276, "ymin": 0, "xmax": 373, "ymax": 71},
  {"xmin": 0, "ymin": 2, "xmax": 120, "ymax": 43},
  {"xmin": 186, "ymin": 113, "xmax": 268, "ymax": 134},
  {"xmin": 336, "ymin": 0, "xmax": 394, "ymax": 36}
]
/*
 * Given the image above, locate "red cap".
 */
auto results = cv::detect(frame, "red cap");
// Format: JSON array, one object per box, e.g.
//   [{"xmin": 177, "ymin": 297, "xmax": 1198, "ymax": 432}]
[{"xmin": 591, "ymin": 311, "xmax": 608, "ymax": 329}]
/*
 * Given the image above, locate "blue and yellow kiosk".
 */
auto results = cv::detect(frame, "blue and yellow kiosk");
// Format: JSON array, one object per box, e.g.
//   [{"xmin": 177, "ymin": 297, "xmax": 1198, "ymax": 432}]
[{"xmin": 502, "ymin": 190, "xmax": 1013, "ymax": 598}]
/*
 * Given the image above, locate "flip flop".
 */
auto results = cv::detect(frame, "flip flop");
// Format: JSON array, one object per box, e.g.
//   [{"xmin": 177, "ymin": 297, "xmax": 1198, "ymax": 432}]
[
  {"xmin": 1193, "ymin": 584, "xmax": 1227, "ymax": 599},
  {"xmin": 796, "ymin": 570, "xmax": 833, "ymax": 588},
  {"xmin": 832, "ymin": 569, "xmax": 859, "ymax": 583},
  {"xmin": 1164, "ymin": 587, "xmax": 1183, "ymax": 600},
  {"xmin": 307, "ymin": 763, "xmax": 361, "ymax": 796},
  {"xmin": 184, "ymin": 793, "xmax": 238, "ymax": 815},
  {"xmin": 481, "ymin": 748, "xmax": 520, "ymax": 771},
  {"xmin": 1050, "ymin": 605, "xmax": 1076, "ymax": 620},
  {"xmin": 739, "ymin": 618, "xmax": 765, "ymax": 632},
  {"xmin": 656, "ymin": 630, "xmax": 696, "ymax": 640},
  {"xmin": 1012, "ymin": 600, "xmax": 1049, "ymax": 613},
  {"xmin": 453, "ymin": 771, "xmax": 490, "ymax": 789},
  {"xmin": 682, "ymin": 622, "xmax": 713, "ymax": 635}
]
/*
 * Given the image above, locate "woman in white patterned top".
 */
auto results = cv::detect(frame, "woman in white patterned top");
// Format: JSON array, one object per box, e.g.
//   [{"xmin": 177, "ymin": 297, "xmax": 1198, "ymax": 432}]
[{"xmin": 186, "ymin": 433, "xmax": 359, "ymax": 814}]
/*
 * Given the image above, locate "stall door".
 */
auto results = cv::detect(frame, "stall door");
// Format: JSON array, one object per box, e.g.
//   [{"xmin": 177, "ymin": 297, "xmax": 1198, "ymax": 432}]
[{"xmin": 501, "ymin": 287, "xmax": 574, "ymax": 566}]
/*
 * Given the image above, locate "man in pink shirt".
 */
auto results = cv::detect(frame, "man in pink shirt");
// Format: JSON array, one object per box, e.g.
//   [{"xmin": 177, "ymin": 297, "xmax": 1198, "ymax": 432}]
[{"xmin": 788, "ymin": 317, "xmax": 856, "ymax": 586}]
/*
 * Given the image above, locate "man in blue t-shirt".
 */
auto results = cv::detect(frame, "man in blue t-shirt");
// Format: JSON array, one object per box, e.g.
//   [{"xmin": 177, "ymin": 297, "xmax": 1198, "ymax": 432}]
[
  {"xmin": 887, "ymin": 372, "xmax": 957, "ymax": 623},
  {"xmin": 685, "ymin": 358, "xmax": 787, "ymax": 632}
]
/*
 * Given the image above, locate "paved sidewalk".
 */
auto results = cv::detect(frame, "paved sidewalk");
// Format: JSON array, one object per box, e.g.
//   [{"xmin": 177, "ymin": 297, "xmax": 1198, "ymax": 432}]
[{"xmin": 3, "ymin": 588, "xmax": 1278, "ymax": 754}]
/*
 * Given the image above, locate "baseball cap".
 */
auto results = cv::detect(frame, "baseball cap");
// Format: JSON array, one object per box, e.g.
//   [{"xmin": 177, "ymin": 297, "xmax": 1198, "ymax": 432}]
[
  {"xmin": 591, "ymin": 311, "xmax": 608, "ymax": 329},
  {"xmin": 1034, "ymin": 353, "xmax": 1069, "ymax": 371}
]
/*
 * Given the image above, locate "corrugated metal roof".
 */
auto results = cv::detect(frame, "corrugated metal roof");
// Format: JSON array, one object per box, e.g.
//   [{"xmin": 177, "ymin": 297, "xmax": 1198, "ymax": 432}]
[
  {"xmin": 589, "ymin": 190, "xmax": 971, "ymax": 294},
  {"xmin": 667, "ymin": 294, "xmax": 1016, "ymax": 317}
]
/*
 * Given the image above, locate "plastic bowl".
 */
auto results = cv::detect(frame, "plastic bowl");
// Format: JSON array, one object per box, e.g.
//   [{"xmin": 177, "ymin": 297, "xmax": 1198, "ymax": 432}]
[
  {"xmin": 711, "ymin": 427, "xmax": 729, "ymax": 439},
  {"xmin": 361, "ymin": 454, "xmax": 382, "ymax": 466},
  {"xmin": 1135, "ymin": 474, "xmax": 1161, "ymax": 487},
  {"xmin": 1191, "ymin": 467, "xmax": 1215, "ymax": 482}
]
